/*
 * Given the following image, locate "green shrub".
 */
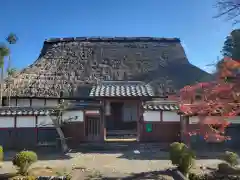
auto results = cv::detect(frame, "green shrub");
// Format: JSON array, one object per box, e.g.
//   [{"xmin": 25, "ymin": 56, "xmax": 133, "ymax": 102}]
[
  {"xmin": 169, "ymin": 142, "xmax": 196, "ymax": 176},
  {"xmin": 0, "ymin": 146, "xmax": 4, "ymax": 161},
  {"xmin": 223, "ymin": 151, "xmax": 239, "ymax": 167},
  {"xmin": 169, "ymin": 142, "xmax": 187, "ymax": 165},
  {"xmin": 178, "ymin": 148, "xmax": 196, "ymax": 175},
  {"xmin": 12, "ymin": 151, "xmax": 38, "ymax": 175}
]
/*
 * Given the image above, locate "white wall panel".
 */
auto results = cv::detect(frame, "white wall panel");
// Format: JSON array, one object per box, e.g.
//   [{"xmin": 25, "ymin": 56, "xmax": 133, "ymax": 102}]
[
  {"xmin": 46, "ymin": 99, "xmax": 58, "ymax": 107},
  {"xmin": 162, "ymin": 112, "xmax": 180, "ymax": 122},
  {"xmin": 189, "ymin": 116, "xmax": 240, "ymax": 124},
  {"xmin": 4, "ymin": 99, "xmax": 17, "ymax": 106},
  {"xmin": 32, "ymin": 99, "xmax": 45, "ymax": 107},
  {"xmin": 17, "ymin": 99, "xmax": 30, "ymax": 107},
  {"xmin": 62, "ymin": 111, "xmax": 84, "ymax": 122},
  {"xmin": 228, "ymin": 116, "xmax": 240, "ymax": 124},
  {"xmin": 143, "ymin": 111, "xmax": 160, "ymax": 122},
  {"xmin": 0, "ymin": 117, "xmax": 15, "ymax": 128},
  {"xmin": 189, "ymin": 116, "xmax": 199, "ymax": 124},
  {"xmin": 16, "ymin": 116, "xmax": 36, "ymax": 128},
  {"xmin": 37, "ymin": 116, "xmax": 54, "ymax": 127}
]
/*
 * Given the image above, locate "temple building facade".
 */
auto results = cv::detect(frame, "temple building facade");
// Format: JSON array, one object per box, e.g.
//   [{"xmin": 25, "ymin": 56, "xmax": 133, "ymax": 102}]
[
  {"xmin": 0, "ymin": 36, "xmax": 210, "ymax": 149},
  {"xmin": 0, "ymin": 81, "xmax": 181, "ymax": 149}
]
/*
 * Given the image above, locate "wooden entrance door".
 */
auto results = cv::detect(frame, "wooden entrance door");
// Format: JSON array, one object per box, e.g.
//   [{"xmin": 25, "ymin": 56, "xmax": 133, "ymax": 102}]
[{"xmin": 85, "ymin": 116, "xmax": 101, "ymax": 141}]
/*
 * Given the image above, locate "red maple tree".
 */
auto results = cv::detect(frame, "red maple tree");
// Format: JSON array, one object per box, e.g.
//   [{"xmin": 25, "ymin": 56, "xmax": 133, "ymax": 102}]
[{"xmin": 176, "ymin": 58, "xmax": 240, "ymax": 143}]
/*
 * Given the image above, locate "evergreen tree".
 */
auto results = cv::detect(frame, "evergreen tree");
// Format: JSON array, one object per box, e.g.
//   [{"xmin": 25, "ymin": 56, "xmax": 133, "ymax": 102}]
[{"xmin": 221, "ymin": 29, "xmax": 240, "ymax": 62}]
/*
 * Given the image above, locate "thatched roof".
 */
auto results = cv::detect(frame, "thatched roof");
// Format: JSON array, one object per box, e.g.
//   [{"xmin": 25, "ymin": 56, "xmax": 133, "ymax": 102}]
[{"xmin": 3, "ymin": 37, "xmax": 212, "ymax": 98}]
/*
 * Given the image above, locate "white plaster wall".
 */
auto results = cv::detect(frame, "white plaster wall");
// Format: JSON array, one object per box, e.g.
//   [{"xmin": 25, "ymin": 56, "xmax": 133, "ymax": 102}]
[
  {"xmin": 32, "ymin": 99, "xmax": 45, "ymax": 107},
  {"xmin": 85, "ymin": 110, "xmax": 100, "ymax": 115},
  {"xmin": 17, "ymin": 99, "xmax": 30, "ymax": 107},
  {"xmin": 143, "ymin": 111, "xmax": 161, "ymax": 122},
  {"xmin": 5, "ymin": 99, "xmax": 17, "ymax": 106},
  {"xmin": 0, "ymin": 117, "xmax": 15, "ymax": 128},
  {"xmin": 228, "ymin": 116, "xmax": 240, "ymax": 124},
  {"xmin": 46, "ymin": 99, "xmax": 59, "ymax": 107},
  {"xmin": 37, "ymin": 116, "xmax": 54, "ymax": 127},
  {"xmin": 62, "ymin": 110, "xmax": 84, "ymax": 122},
  {"xmin": 16, "ymin": 116, "xmax": 36, "ymax": 128},
  {"xmin": 189, "ymin": 116, "xmax": 200, "ymax": 124},
  {"xmin": 162, "ymin": 112, "xmax": 180, "ymax": 122},
  {"xmin": 189, "ymin": 116, "xmax": 240, "ymax": 124}
]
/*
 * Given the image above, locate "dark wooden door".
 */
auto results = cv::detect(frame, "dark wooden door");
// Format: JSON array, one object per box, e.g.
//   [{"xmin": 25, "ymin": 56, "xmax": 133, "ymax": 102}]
[
  {"xmin": 110, "ymin": 102, "xmax": 123, "ymax": 130},
  {"xmin": 85, "ymin": 116, "xmax": 101, "ymax": 141}
]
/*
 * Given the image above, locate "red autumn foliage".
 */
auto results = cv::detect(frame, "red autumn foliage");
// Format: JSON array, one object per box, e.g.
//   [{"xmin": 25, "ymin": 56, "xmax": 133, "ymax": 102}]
[{"xmin": 176, "ymin": 57, "xmax": 240, "ymax": 142}]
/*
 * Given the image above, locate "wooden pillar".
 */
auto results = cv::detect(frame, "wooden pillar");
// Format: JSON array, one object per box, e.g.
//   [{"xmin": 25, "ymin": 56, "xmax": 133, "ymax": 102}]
[
  {"xmin": 101, "ymin": 100, "xmax": 105, "ymax": 142},
  {"xmin": 137, "ymin": 100, "xmax": 143, "ymax": 142},
  {"xmin": 180, "ymin": 115, "xmax": 187, "ymax": 143},
  {"xmin": 160, "ymin": 111, "xmax": 163, "ymax": 121}
]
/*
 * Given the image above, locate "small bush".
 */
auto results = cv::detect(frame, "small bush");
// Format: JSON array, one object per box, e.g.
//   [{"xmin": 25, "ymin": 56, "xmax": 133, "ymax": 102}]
[
  {"xmin": 223, "ymin": 151, "xmax": 239, "ymax": 167},
  {"xmin": 178, "ymin": 148, "xmax": 196, "ymax": 175},
  {"xmin": 12, "ymin": 151, "xmax": 38, "ymax": 175},
  {"xmin": 0, "ymin": 146, "xmax": 3, "ymax": 161},
  {"xmin": 169, "ymin": 142, "xmax": 196, "ymax": 176},
  {"xmin": 169, "ymin": 142, "xmax": 187, "ymax": 165}
]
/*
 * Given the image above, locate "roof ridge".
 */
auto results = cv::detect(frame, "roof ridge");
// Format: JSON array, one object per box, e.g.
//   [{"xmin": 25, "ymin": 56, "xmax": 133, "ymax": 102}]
[
  {"xmin": 44, "ymin": 37, "xmax": 180, "ymax": 43},
  {"xmin": 101, "ymin": 80, "xmax": 145, "ymax": 84}
]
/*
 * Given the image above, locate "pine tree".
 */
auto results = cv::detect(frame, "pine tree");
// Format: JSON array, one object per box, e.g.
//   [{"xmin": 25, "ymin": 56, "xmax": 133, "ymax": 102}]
[
  {"xmin": 221, "ymin": 35, "xmax": 233, "ymax": 57},
  {"xmin": 221, "ymin": 29, "xmax": 240, "ymax": 62}
]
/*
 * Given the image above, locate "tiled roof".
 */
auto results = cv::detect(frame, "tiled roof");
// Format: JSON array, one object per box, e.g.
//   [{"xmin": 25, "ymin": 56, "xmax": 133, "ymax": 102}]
[
  {"xmin": 0, "ymin": 101, "xmax": 102, "ymax": 116},
  {"xmin": 143, "ymin": 104, "xmax": 179, "ymax": 111},
  {"xmin": 0, "ymin": 107, "xmax": 53, "ymax": 116},
  {"xmin": 89, "ymin": 81, "xmax": 155, "ymax": 97}
]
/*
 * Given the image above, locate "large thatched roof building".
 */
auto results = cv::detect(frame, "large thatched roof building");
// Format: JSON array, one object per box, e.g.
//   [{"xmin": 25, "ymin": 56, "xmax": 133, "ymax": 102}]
[
  {"xmin": 4, "ymin": 37, "xmax": 212, "ymax": 98},
  {"xmin": 0, "ymin": 37, "xmax": 215, "ymax": 148}
]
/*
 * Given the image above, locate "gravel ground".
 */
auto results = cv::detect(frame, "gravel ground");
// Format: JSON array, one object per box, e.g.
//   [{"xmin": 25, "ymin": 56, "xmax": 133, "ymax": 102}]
[{"xmin": 0, "ymin": 150, "xmax": 224, "ymax": 179}]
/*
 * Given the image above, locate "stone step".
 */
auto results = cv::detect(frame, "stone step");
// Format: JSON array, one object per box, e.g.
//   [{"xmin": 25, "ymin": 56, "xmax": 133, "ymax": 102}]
[{"xmin": 77, "ymin": 142, "xmax": 170, "ymax": 152}]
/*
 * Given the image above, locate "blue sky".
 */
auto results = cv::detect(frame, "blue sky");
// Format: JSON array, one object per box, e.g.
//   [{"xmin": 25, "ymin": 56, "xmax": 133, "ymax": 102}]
[{"xmin": 0, "ymin": 0, "xmax": 238, "ymax": 72}]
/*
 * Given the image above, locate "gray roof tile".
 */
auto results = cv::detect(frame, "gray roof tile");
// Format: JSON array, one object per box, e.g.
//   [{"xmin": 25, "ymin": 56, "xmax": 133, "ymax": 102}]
[
  {"xmin": 143, "ymin": 103, "xmax": 179, "ymax": 111},
  {"xmin": 0, "ymin": 107, "xmax": 53, "ymax": 116},
  {"xmin": 89, "ymin": 81, "xmax": 155, "ymax": 97}
]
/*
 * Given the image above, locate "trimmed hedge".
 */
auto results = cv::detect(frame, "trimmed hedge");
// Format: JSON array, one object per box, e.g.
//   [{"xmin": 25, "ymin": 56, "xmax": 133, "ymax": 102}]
[{"xmin": 12, "ymin": 151, "xmax": 38, "ymax": 175}]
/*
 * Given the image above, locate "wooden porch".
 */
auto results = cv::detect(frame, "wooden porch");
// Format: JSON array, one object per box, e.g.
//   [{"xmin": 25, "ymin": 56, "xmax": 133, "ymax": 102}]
[{"xmin": 103, "ymin": 99, "xmax": 141, "ymax": 141}]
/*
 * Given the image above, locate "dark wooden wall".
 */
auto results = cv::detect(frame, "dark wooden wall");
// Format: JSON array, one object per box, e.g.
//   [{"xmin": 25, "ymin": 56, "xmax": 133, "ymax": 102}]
[
  {"xmin": 140, "ymin": 122, "xmax": 181, "ymax": 142},
  {"xmin": 0, "ymin": 127, "xmax": 58, "ymax": 150},
  {"xmin": 61, "ymin": 122, "xmax": 85, "ymax": 148}
]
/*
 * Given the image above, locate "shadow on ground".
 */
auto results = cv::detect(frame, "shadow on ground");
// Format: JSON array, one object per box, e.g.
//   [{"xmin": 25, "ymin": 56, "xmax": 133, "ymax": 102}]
[
  {"xmin": 0, "ymin": 173, "xmax": 16, "ymax": 180},
  {"xmin": 74, "ymin": 143, "xmax": 238, "ymax": 161},
  {"xmin": 3, "ymin": 148, "xmax": 72, "ymax": 161},
  {"xmin": 3, "ymin": 143, "xmax": 240, "ymax": 162},
  {"xmin": 100, "ymin": 169, "xmax": 178, "ymax": 180}
]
